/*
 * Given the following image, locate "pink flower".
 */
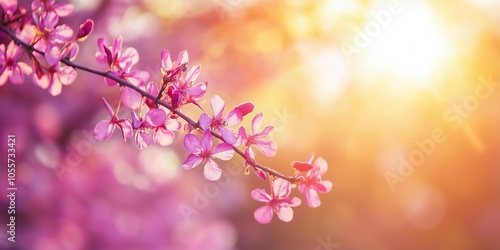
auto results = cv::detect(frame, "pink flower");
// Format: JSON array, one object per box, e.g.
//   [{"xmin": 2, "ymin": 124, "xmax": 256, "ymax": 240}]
[
  {"xmin": 153, "ymin": 113, "xmax": 181, "ymax": 146},
  {"xmin": 94, "ymin": 98, "xmax": 133, "ymax": 141},
  {"xmin": 33, "ymin": 24, "xmax": 74, "ymax": 66},
  {"xmin": 142, "ymin": 82, "xmax": 185, "ymax": 144},
  {"xmin": 96, "ymin": 36, "xmax": 138, "ymax": 74},
  {"xmin": 199, "ymin": 95, "xmax": 254, "ymax": 144},
  {"xmin": 32, "ymin": 62, "xmax": 75, "ymax": 96},
  {"xmin": 294, "ymin": 153, "xmax": 333, "ymax": 208},
  {"xmin": 0, "ymin": 0, "xmax": 17, "ymax": 16},
  {"xmin": 131, "ymin": 108, "xmax": 167, "ymax": 149},
  {"xmin": 31, "ymin": 0, "xmax": 74, "ymax": 29},
  {"xmin": 251, "ymin": 178, "xmax": 301, "ymax": 224},
  {"xmin": 96, "ymin": 36, "xmax": 149, "ymax": 87},
  {"xmin": 238, "ymin": 112, "xmax": 277, "ymax": 157},
  {"xmin": 182, "ymin": 130, "xmax": 234, "ymax": 181},
  {"xmin": 160, "ymin": 50, "xmax": 207, "ymax": 109},
  {"xmin": 160, "ymin": 49, "xmax": 188, "ymax": 81},
  {"xmin": 0, "ymin": 41, "xmax": 32, "ymax": 86}
]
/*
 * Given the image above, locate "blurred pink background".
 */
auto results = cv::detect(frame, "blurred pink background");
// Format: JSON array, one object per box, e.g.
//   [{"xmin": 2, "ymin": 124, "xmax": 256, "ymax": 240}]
[{"xmin": 1, "ymin": 0, "xmax": 500, "ymax": 249}]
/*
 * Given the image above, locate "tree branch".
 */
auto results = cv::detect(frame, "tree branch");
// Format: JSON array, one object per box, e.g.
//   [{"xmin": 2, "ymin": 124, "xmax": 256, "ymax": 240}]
[{"xmin": 0, "ymin": 23, "xmax": 294, "ymax": 182}]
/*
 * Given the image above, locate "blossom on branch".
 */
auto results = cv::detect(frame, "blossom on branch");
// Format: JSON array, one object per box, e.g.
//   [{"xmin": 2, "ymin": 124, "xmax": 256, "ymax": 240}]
[
  {"xmin": 182, "ymin": 130, "xmax": 234, "ymax": 181},
  {"xmin": 0, "ymin": 41, "xmax": 32, "ymax": 86},
  {"xmin": 94, "ymin": 97, "xmax": 133, "ymax": 141},
  {"xmin": 251, "ymin": 178, "xmax": 301, "ymax": 224},
  {"xmin": 199, "ymin": 95, "xmax": 254, "ymax": 144},
  {"xmin": 293, "ymin": 153, "xmax": 333, "ymax": 208}
]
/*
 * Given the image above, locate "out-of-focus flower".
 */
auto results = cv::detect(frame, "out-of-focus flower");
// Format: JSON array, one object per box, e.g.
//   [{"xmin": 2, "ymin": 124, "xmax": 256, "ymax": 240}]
[
  {"xmin": 0, "ymin": 41, "xmax": 32, "ymax": 86},
  {"xmin": 251, "ymin": 178, "xmax": 301, "ymax": 224},
  {"xmin": 182, "ymin": 130, "xmax": 234, "ymax": 181}
]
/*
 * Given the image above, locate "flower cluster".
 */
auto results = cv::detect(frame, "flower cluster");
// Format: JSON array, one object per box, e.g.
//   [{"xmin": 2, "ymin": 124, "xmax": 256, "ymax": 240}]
[
  {"xmin": 0, "ymin": 0, "xmax": 93, "ymax": 95},
  {"xmin": 0, "ymin": 0, "xmax": 333, "ymax": 224}
]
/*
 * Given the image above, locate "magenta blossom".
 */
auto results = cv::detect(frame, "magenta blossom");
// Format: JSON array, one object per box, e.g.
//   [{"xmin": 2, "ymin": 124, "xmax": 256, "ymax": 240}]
[
  {"xmin": 33, "ymin": 24, "xmax": 74, "ymax": 66},
  {"xmin": 131, "ymin": 108, "xmax": 167, "ymax": 149},
  {"xmin": 199, "ymin": 95, "xmax": 254, "ymax": 144},
  {"xmin": 95, "ymin": 36, "xmax": 149, "ymax": 109},
  {"xmin": 0, "ymin": 41, "xmax": 32, "ymax": 86},
  {"xmin": 238, "ymin": 112, "xmax": 277, "ymax": 157},
  {"xmin": 153, "ymin": 113, "xmax": 181, "ymax": 146},
  {"xmin": 294, "ymin": 153, "xmax": 332, "ymax": 208},
  {"xmin": 95, "ymin": 36, "xmax": 149, "ymax": 86},
  {"xmin": 251, "ymin": 178, "xmax": 301, "ymax": 224},
  {"xmin": 94, "ymin": 98, "xmax": 133, "ymax": 141},
  {"xmin": 182, "ymin": 130, "xmax": 234, "ymax": 181},
  {"xmin": 31, "ymin": 0, "xmax": 74, "ymax": 29},
  {"xmin": 160, "ymin": 50, "xmax": 207, "ymax": 109},
  {"xmin": 32, "ymin": 62, "xmax": 76, "ymax": 96}
]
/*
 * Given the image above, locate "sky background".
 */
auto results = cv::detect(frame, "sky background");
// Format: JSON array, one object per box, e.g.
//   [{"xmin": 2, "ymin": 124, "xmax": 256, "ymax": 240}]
[{"xmin": 1, "ymin": 0, "xmax": 500, "ymax": 249}]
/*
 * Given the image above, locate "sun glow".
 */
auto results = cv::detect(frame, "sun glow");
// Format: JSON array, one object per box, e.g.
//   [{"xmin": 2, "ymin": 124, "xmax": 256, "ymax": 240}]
[{"xmin": 361, "ymin": 2, "xmax": 453, "ymax": 85}]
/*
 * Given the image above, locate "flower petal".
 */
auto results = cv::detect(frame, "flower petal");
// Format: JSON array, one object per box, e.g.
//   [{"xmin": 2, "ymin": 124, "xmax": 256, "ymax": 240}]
[
  {"xmin": 253, "ymin": 140, "xmax": 277, "ymax": 157},
  {"xmin": 317, "ymin": 180, "xmax": 333, "ymax": 193},
  {"xmin": 58, "ymin": 66, "xmax": 77, "ymax": 85},
  {"xmin": 118, "ymin": 119, "xmax": 133, "ymax": 141},
  {"xmin": 135, "ymin": 131, "xmax": 152, "ymax": 149},
  {"xmin": 199, "ymin": 113, "xmax": 212, "ymax": 130},
  {"xmin": 211, "ymin": 143, "xmax": 234, "ymax": 160},
  {"xmin": 210, "ymin": 95, "xmax": 225, "ymax": 118},
  {"xmin": 119, "ymin": 47, "xmax": 139, "ymax": 70},
  {"xmin": 53, "ymin": 2, "xmax": 74, "ymax": 17},
  {"xmin": 121, "ymin": 86, "xmax": 142, "ymax": 109},
  {"xmin": 183, "ymin": 134, "xmax": 201, "ymax": 154},
  {"xmin": 200, "ymin": 130, "xmax": 213, "ymax": 150},
  {"xmin": 165, "ymin": 118, "xmax": 181, "ymax": 131},
  {"xmin": 314, "ymin": 157, "xmax": 328, "ymax": 176},
  {"xmin": 184, "ymin": 65, "xmax": 200, "ymax": 83},
  {"xmin": 254, "ymin": 205, "xmax": 273, "ymax": 224},
  {"xmin": 251, "ymin": 188, "xmax": 271, "ymax": 202},
  {"xmin": 277, "ymin": 205, "xmax": 295, "ymax": 222},
  {"xmin": 251, "ymin": 112, "xmax": 264, "ymax": 135},
  {"xmin": 182, "ymin": 154, "xmax": 203, "ymax": 170},
  {"xmin": 101, "ymin": 97, "xmax": 114, "ymax": 115},
  {"xmin": 94, "ymin": 120, "xmax": 115, "ymax": 141},
  {"xmin": 160, "ymin": 49, "xmax": 172, "ymax": 71},
  {"xmin": 203, "ymin": 159, "xmax": 222, "ymax": 181},
  {"xmin": 185, "ymin": 82, "xmax": 207, "ymax": 98},
  {"xmin": 292, "ymin": 161, "xmax": 314, "ymax": 172},
  {"xmin": 153, "ymin": 127, "xmax": 174, "ymax": 146},
  {"xmin": 175, "ymin": 50, "xmax": 188, "ymax": 68},
  {"xmin": 305, "ymin": 189, "xmax": 321, "ymax": 208},
  {"xmin": 272, "ymin": 178, "xmax": 291, "ymax": 198},
  {"xmin": 220, "ymin": 126, "xmax": 237, "ymax": 145},
  {"xmin": 145, "ymin": 108, "xmax": 166, "ymax": 127}
]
